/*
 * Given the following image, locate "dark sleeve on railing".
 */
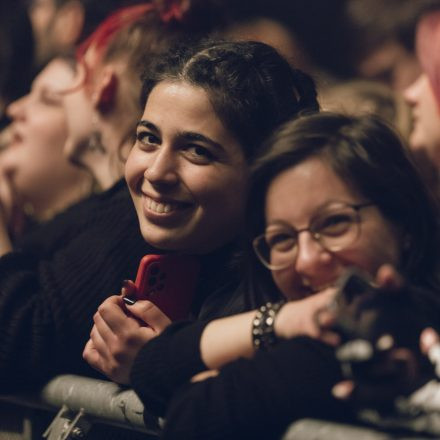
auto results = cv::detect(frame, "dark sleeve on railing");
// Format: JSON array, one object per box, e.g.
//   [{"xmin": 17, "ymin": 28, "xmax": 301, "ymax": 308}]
[
  {"xmin": 161, "ymin": 336, "xmax": 348, "ymax": 440},
  {"xmin": 0, "ymin": 181, "xmax": 149, "ymax": 393},
  {"xmin": 130, "ymin": 320, "xmax": 209, "ymax": 417}
]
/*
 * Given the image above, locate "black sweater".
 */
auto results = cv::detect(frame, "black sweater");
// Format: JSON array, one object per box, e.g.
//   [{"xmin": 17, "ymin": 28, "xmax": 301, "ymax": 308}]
[
  {"xmin": 131, "ymin": 321, "xmax": 349, "ymax": 440},
  {"xmin": 0, "ymin": 179, "xmax": 245, "ymax": 393}
]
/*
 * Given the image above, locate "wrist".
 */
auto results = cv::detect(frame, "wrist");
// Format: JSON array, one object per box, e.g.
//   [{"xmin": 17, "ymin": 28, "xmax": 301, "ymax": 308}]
[{"xmin": 252, "ymin": 299, "xmax": 286, "ymax": 351}]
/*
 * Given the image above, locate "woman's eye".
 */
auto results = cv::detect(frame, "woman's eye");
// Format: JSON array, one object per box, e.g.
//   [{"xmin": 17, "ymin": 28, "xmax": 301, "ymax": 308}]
[
  {"xmin": 316, "ymin": 214, "xmax": 353, "ymax": 236},
  {"xmin": 136, "ymin": 131, "xmax": 159, "ymax": 146},
  {"xmin": 266, "ymin": 232, "xmax": 296, "ymax": 252},
  {"xmin": 41, "ymin": 91, "xmax": 62, "ymax": 106},
  {"xmin": 184, "ymin": 145, "xmax": 215, "ymax": 163}
]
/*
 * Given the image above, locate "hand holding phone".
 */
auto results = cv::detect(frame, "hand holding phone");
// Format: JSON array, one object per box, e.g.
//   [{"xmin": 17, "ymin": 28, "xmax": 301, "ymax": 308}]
[{"xmin": 126, "ymin": 254, "xmax": 200, "ymax": 321}]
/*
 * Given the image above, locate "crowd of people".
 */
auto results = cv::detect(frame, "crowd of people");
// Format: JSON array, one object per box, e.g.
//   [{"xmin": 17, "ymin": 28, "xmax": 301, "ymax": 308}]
[{"xmin": 2, "ymin": 0, "xmax": 440, "ymax": 439}]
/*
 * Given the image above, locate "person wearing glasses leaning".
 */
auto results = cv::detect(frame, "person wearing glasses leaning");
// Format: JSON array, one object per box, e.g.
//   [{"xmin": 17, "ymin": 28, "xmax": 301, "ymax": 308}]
[{"xmin": 128, "ymin": 112, "xmax": 440, "ymax": 440}]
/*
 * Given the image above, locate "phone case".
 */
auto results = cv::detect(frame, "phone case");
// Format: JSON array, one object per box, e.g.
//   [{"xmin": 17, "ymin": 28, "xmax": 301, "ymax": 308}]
[{"xmin": 133, "ymin": 254, "xmax": 200, "ymax": 321}]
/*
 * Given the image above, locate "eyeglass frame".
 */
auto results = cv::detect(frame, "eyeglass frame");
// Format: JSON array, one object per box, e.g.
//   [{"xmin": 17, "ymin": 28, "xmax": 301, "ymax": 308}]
[{"xmin": 252, "ymin": 201, "xmax": 375, "ymax": 271}]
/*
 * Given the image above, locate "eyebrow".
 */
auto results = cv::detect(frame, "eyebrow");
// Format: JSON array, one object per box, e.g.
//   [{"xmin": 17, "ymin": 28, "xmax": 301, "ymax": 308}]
[{"xmin": 137, "ymin": 120, "xmax": 224, "ymax": 152}]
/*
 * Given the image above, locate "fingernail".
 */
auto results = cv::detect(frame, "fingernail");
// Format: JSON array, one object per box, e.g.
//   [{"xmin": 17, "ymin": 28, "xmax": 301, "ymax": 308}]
[{"xmin": 123, "ymin": 296, "xmax": 137, "ymax": 306}]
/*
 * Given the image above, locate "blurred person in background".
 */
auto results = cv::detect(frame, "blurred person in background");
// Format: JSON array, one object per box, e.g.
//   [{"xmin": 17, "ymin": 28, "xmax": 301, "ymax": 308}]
[
  {"xmin": 319, "ymin": 79, "xmax": 412, "ymax": 140},
  {"xmin": 0, "ymin": 57, "xmax": 93, "ymax": 244},
  {"xmin": 403, "ymin": 6, "xmax": 440, "ymax": 198},
  {"xmin": 344, "ymin": 0, "xmax": 440, "ymax": 91},
  {"xmin": 26, "ymin": 0, "xmax": 146, "ymax": 67}
]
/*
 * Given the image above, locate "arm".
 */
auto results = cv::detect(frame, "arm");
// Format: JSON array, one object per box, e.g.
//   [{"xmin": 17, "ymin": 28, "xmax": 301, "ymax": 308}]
[
  {"xmin": 162, "ymin": 337, "xmax": 347, "ymax": 440},
  {"xmin": 200, "ymin": 287, "xmax": 336, "ymax": 369},
  {"xmin": 130, "ymin": 288, "xmax": 336, "ymax": 416}
]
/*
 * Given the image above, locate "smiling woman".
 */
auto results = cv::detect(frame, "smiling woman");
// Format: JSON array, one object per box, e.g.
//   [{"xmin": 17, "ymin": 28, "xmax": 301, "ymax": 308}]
[
  {"xmin": 82, "ymin": 38, "xmax": 319, "ymax": 385},
  {"xmin": 126, "ymin": 81, "xmax": 248, "ymax": 254},
  {"xmin": 128, "ymin": 112, "xmax": 440, "ymax": 440}
]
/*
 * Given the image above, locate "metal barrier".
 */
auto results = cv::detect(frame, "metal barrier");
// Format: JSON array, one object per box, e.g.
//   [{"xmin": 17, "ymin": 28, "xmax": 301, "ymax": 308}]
[
  {"xmin": 0, "ymin": 375, "xmax": 436, "ymax": 440},
  {"xmin": 0, "ymin": 375, "xmax": 160, "ymax": 440}
]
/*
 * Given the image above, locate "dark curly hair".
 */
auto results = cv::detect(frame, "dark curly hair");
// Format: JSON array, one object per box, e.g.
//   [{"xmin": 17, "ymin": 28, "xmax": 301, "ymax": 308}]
[{"xmin": 140, "ymin": 39, "xmax": 319, "ymax": 161}]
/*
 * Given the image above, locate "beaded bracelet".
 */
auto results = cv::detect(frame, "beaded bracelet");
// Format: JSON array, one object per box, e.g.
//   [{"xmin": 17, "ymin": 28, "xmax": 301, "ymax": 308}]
[{"xmin": 252, "ymin": 300, "xmax": 286, "ymax": 351}]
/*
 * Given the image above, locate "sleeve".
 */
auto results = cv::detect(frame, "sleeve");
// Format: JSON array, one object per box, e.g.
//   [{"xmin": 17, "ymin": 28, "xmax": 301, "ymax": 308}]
[
  {"xmin": 0, "ymin": 187, "xmax": 149, "ymax": 393},
  {"xmin": 161, "ymin": 337, "xmax": 349, "ymax": 440},
  {"xmin": 130, "ymin": 320, "xmax": 210, "ymax": 417}
]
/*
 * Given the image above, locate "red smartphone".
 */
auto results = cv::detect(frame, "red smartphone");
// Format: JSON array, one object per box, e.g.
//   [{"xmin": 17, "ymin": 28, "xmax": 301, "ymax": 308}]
[{"xmin": 131, "ymin": 254, "xmax": 200, "ymax": 321}]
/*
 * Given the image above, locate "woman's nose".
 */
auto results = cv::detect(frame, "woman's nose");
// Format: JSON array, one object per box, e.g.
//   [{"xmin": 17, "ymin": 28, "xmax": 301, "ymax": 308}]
[
  {"xmin": 403, "ymin": 74, "xmax": 424, "ymax": 105},
  {"xmin": 143, "ymin": 147, "xmax": 179, "ymax": 186},
  {"xmin": 6, "ymin": 95, "xmax": 27, "ymax": 120},
  {"xmin": 294, "ymin": 232, "xmax": 332, "ymax": 277}
]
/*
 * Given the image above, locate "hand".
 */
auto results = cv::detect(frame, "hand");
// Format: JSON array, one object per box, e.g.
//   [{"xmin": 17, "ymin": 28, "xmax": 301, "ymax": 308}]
[
  {"xmin": 275, "ymin": 287, "xmax": 340, "ymax": 345},
  {"xmin": 331, "ymin": 265, "xmax": 427, "ymax": 410},
  {"xmin": 83, "ymin": 294, "xmax": 172, "ymax": 384}
]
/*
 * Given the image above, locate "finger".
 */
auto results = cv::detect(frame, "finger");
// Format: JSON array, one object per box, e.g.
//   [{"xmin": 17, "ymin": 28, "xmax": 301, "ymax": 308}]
[
  {"xmin": 375, "ymin": 264, "xmax": 403, "ymax": 290},
  {"xmin": 421, "ymin": 328, "xmax": 440, "ymax": 376},
  {"xmin": 121, "ymin": 279, "xmax": 137, "ymax": 297},
  {"xmin": 126, "ymin": 300, "xmax": 172, "ymax": 332},
  {"xmin": 90, "ymin": 320, "xmax": 114, "ymax": 361},
  {"xmin": 319, "ymin": 330, "xmax": 341, "ymax": 347},
  {"xmin": 83, "ymin": 338, "xmax": 101, "ymax": 366},
  {"xmin": 314, "ymin": 306, "xmax": 336, "ymax": 329},
  {"xmin": 420, "ymin": 327, "xmax": 440, "ymax": 354},
  {"xmin": 83, "ymin": 337, "xmax": 106, "ymax": 374},
  {"xmin": 332, "ymin": 380, "xmax": 354, "ymax": 400},
  {"xmin": 97, "ymin": 299, "xmax": 138, "ymax": 334}
]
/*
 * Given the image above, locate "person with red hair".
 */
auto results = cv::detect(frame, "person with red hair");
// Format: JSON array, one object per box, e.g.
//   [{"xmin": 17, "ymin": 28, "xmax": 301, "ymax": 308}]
[{"xmin": 404, "ymin": 6, "xmax": 440, "ymax": 179}]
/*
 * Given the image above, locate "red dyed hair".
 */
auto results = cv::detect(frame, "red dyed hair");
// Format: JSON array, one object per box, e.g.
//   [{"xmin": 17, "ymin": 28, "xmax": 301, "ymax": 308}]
[
  {"xmin": 76, "ymin": 1, "xmax": 188, "ymax": 63},
  {"xmin": 416, "ymin": 10, "xmax": 440, "ymax": 108}
]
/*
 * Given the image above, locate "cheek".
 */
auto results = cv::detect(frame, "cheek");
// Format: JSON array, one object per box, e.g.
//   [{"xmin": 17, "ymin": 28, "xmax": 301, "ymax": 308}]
[
  {"xmin": 340, "ymin": 226, "xmax": 401, "ymax": 276},
  {"xmin": 193, "ymin": 169, "xmax": 247, "ymax": 217},
  {"xmin": 272, "ymin": 270, "xmax": 292, "ymax": 297},
  {"xmin": 41, "ymin": 118, "xmax": 67, "ymax": 145},
  {"xmin": 124, "ymin": 149, "xmax": 144, "ymax": 192}
]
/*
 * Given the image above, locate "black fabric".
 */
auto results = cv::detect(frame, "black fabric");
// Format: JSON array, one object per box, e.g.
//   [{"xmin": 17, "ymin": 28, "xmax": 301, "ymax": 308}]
[
  {"xmin": 131, "ymin": 320, "xmax": 210, "ymax": 417},
  {"xmin": 131, "ymin": 319, "xmax": 351, "ymax": 439},
  {"xmin": 0, "ymin": 179, "xmax": 246, "ymax": 393},
  {"xmin": 162, "ymin": 337, "xmax": 349, "ymax": 440}
]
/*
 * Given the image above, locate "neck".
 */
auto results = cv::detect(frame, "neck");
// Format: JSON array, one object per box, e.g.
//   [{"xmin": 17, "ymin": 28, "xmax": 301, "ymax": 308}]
[{"xmin": 82, "ymin": 120, "xmax": 132, "ymax": 190}]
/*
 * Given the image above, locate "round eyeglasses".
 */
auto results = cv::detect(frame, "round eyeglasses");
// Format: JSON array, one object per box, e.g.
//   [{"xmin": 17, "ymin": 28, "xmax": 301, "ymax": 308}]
[{"xmin": 253, "ymin": 201, "xmax": 374, "ymax": 270}]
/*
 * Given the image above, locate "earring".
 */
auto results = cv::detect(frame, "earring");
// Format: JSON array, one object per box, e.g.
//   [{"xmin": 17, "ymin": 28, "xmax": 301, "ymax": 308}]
[{"xmin": 87, "ymin": 113, "xmax": 106, "ymax": 154}]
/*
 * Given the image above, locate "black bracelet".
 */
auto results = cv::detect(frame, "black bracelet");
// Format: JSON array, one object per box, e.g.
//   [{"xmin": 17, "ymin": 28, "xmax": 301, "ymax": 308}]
[{"xmin": 252, "ymin": 300, "xmax": 286, "ymax": 351}]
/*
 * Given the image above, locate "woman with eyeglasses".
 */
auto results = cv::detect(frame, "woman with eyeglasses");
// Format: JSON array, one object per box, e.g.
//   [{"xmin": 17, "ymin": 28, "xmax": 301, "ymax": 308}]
[{"xmin": 128, "ymin": 112, "xmax": 440, "ymax": 439}]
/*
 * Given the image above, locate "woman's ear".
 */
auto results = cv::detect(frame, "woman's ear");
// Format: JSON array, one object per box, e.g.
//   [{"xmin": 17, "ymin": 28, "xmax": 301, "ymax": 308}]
[{"xmin": 92, "ymin": 68, "xmax": 118, "ymax": 114}]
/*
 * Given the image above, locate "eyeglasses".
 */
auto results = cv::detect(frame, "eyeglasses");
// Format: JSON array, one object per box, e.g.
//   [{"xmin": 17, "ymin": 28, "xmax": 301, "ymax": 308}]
[{"xmin": 253, "ymin": 201, "xmax": 374, "ymax": 270}]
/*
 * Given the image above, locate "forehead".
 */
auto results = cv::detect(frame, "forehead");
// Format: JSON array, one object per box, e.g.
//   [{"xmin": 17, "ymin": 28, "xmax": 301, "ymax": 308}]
[
  {"xmin": 142, "ymin": 81, "xmax": 242, "ymax": 148},
  {"xmin": 266, "ymin": 156, "xmax": 360, "ymax": 222},
  {"xmin": 33, "ymin": 59, "xmax": 75, "ymax": 91}
]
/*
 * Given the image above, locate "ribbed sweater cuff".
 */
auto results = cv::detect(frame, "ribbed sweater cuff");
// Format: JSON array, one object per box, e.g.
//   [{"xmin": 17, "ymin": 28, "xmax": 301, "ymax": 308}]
[{"xmin": 130, "ymin": 320, "xmax": 210, "ymax": 416}]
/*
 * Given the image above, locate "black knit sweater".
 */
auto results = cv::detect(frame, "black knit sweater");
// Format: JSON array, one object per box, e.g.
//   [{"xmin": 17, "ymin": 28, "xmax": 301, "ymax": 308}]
[
  {"xmin": 131, "ymin": 322, "xmax": 349, "ymax": 440},
  {"xmin": 0, "ymin": 179, "xmax": 246, "ymax": 393}
]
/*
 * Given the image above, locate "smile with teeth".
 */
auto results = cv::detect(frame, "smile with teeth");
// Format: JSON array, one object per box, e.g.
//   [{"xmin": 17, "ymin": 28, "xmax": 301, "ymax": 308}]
[{"xmin": 145, "ymin": 196, "xmax": 188, "ymax": 214}]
